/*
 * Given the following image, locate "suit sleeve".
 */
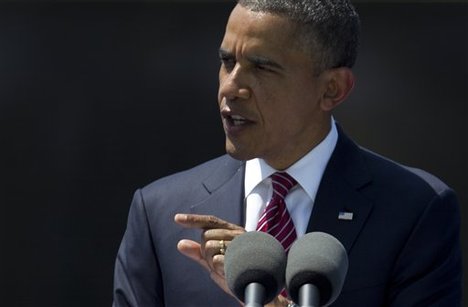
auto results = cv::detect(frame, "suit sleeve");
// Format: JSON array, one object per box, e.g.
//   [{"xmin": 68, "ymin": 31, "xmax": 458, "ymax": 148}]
[
  {"xmin": 389, "ymin": 188, "xmax": 462, "ymax": 306},
  {"xmin": 113, "ymin": 189, "xmax": 164, "ymax": 307}
]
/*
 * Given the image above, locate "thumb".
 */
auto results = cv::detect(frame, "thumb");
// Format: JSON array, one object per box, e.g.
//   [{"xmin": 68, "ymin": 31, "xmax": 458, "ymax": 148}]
[{"xmin": 177, "ymin": 239, "xmax": 210, "ymax": 271}]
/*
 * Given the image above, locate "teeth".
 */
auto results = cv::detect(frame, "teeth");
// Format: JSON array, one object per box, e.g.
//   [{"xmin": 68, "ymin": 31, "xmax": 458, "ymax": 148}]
[
  {"xmin": 231, "ymin": 115, "xmax": 245, "ymax": 120},
  {"xmin": 229, "ymin": 115, "xmax": 247, "ymax": 126}
]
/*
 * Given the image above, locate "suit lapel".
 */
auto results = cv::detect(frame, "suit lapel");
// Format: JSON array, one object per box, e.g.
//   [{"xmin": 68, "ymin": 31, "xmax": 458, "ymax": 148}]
[
  {"xmin": 190, "ymin": 156, "xmax": 246, "ymax": 227},
  {"xmin": 307, "ymin": 126, "xmax": 373, "ymax": 253}
]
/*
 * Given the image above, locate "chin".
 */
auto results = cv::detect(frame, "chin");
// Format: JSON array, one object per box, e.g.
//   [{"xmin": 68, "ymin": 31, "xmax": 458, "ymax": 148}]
[
  {"xmin": 225, "ymin": 147, "xmax": 244, "ymax": 161},
  {"xmin": 225, "ymin": 142, "xmax": 255, "ymax": 162}
]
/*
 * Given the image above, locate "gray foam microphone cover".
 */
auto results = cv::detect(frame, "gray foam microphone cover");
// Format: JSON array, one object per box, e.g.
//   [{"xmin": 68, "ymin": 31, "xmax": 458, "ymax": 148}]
[
  {"xmin": 285, "ymin": 232, "xmax": 348, "ymax": 306},
  {"xmin": 224, "ymin": 231, "xmax": 287, "ymax": 304}
]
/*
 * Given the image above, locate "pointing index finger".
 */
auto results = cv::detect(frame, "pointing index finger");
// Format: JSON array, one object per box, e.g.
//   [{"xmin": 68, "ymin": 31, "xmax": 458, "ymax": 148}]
[{"xmin": 175, "ymin": 214, "xmax": 241, "ymax": 230}]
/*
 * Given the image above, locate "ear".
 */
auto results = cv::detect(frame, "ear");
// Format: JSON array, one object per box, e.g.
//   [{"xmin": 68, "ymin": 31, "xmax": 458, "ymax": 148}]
[{"xmin": 320, "ymin": 67, "xmax": 355, "ymax": 111}]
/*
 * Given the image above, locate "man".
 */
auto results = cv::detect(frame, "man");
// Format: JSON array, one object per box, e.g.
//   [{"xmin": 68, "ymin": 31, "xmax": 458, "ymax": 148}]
[{"xmin": 113, "ymin": 0, "xmax": 462, "ymax": 306}]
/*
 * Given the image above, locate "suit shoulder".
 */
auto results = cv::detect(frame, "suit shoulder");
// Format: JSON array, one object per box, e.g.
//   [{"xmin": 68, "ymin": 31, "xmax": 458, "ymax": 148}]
[
  {"xmin": 359, "ymin": 147, "xmax": 452, "ymax": 198},
  {"xmin": 140, "ymin": 154, "xmax": 243, "ymax": 198}
]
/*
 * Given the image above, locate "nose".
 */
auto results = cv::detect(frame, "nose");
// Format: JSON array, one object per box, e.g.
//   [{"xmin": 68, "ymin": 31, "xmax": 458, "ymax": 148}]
[{"xmin": 218, "ymin": 65, "xmax": 251, "ymax": 101}]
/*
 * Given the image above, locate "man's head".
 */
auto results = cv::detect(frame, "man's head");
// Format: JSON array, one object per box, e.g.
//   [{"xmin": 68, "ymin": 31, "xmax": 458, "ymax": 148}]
[
  {"xmin": 218, "ymin": 1, "xmax": 359, "ymax": 170},
  {"xmin": 237, "ymin": 0, "xmax": 360, "ymax": 73}
]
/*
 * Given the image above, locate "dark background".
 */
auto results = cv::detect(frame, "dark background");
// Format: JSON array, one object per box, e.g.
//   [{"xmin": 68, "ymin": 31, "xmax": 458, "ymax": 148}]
[{"xmin": 0, "ymin": 1, "xmax": 466, "ymax": 306}]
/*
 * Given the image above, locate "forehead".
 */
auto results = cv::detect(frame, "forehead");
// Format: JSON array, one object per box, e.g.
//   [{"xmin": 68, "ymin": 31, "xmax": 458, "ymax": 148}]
[{"xmin": 221, "ymin": 5, "xmax": 300, "ymax": 53}]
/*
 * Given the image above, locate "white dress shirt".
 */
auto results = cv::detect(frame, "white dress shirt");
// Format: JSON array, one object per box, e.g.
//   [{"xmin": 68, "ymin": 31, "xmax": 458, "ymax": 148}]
[{"xmin": 244, "ymin": 121, "xmax": 338, "ymax": 237}]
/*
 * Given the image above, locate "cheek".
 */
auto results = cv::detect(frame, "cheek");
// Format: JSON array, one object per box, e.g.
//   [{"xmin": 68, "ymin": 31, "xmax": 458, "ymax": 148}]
[
  {"xmin": 265, "ymin": 99, "xmax": 313, "ymax": 135},
  {"xmin": 260, "ymin": 107, "xmax": 287, "ymax": 137}
]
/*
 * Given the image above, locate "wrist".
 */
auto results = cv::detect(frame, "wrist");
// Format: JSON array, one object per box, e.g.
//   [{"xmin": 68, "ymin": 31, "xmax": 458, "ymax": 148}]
[{"xmin": 264, "ymin": 295, "xmax": 298, "ymax": 307}]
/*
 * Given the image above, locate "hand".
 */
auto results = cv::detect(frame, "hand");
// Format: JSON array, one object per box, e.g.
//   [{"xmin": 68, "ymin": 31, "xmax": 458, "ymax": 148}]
[
  {"xmin": 174, "ymin": 213, "xmax": 245, "ymax": 298},
  {"xmin": 175, "ymin": 213, "xmax": 290, "ymax": 306}
]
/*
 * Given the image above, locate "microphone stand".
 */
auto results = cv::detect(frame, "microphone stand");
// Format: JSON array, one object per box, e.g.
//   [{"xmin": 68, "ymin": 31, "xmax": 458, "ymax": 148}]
[
  {"xmin": 298, "ymin": 284, "xmax": 320, "ymax": 307},
  {"xmin": 244, "ymin": 282, "xmax": 266, "ymax": 307}
]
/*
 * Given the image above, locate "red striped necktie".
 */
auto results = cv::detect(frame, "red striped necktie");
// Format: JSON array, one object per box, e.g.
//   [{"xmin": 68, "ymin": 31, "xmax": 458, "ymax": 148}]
[{"xmin": 256, "ymin": 172, "xmax": 298, "ymax": 254}]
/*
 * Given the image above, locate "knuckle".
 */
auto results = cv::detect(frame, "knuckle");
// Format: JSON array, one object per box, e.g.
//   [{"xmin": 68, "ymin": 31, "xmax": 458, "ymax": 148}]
[
  {"xmin": 207, "ymin": 215, "xmax": 219, "ymax": 225},
  {"xmin": 205, "ymin": 240, "xmax": 217, "ymax": 250},
  {"xmin": 213, "ymin": 254, "xmax": 224, "ymax": 264},
  {"xmin": 201, "ymin": 230, "xmax": 210, "ymax": 241}
]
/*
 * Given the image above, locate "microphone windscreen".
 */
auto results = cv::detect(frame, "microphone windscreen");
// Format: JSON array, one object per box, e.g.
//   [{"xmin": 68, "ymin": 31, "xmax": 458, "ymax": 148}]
[
  {"xmin": 224, "ymin": 231, "xmax": 287, "ymax": 304},
  {"xmin": 285, "ymin": 232, "xmax": 348, "ymax": 306}
]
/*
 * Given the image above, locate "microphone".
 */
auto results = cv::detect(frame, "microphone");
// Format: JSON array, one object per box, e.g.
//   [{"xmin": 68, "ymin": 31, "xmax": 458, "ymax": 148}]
[
  {"xmin": 224, "ymin": 231, "xmax": 287, "ymax": 307},
  {"xmin": 285, "ymin": 232, "xmax": 348, "ymax": 307}
]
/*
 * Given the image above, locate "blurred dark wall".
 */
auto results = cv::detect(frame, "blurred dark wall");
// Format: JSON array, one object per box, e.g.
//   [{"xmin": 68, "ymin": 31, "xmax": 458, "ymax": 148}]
[{"xmin": 0, "ymin": 2, "xmax": 466, "ymax": 306}]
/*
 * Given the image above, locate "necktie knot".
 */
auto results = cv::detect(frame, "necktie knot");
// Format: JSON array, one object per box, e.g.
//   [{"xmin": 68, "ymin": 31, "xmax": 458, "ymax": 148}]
[{"xmin": 271, "ymin": 172, "xmax": 297, "ymax": 200}]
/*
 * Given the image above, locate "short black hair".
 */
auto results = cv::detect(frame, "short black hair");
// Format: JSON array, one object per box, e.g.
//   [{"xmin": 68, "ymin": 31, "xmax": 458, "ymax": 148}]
[{"xmin": 237, "ymin": 0, "xmax": 360, "ymax": 72}]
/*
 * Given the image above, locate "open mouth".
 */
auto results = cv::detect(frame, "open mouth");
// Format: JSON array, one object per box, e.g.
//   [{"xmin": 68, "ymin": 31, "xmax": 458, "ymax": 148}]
[
  {"xmin": 228, "ymin": 114, "xmax": 248, "ymax": 126},
  {"xmin": 220, "ymin": 107, "xmax": 254, "ymax": 131}
]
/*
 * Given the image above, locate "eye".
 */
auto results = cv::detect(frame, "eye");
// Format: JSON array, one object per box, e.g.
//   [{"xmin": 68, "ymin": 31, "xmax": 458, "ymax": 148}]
[
  {"xmin": 221, "ymin": 57, "xmax": 236, "ymax": 71},
  {"xmin": 219, "ymin": 52, "xmax": 236, "ymax": 72},
  {"xmin": 250, "ymin": 57, "xmax": 280, "ymax": 74},
  {"xmin": 254, "ymin": 64, "xmax": 272, "ymax": 72}
]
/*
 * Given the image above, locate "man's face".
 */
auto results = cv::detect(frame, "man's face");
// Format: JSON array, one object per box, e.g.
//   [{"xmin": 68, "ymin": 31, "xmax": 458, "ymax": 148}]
[{"xmin": 218, "ymin": 4, "xmax": 330, "ymax": 170}]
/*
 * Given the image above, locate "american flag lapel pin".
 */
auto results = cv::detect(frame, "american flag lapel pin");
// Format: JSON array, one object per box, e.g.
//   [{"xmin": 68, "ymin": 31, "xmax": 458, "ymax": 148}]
[{"xmin": 338, "ymin": 211, "xmax": 354, "ymax": 221}]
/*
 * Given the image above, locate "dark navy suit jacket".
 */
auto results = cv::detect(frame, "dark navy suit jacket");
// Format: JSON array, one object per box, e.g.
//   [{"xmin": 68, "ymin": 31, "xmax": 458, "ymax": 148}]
[{"xmin": 113, "ymin": 128, "xmax": 462, "ymax": 306}]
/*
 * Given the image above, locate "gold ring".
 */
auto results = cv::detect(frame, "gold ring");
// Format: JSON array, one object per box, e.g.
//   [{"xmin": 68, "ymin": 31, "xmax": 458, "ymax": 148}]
[{"xmin": 219, "ymin": 240, "xmax": 226, "ymax": 255}]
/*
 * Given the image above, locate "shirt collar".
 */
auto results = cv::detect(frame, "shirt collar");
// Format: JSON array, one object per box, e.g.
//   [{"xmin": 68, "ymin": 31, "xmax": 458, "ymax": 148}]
[{"xmin": 244, "ymin": 119, "xmax": 338, "ymax": 201}]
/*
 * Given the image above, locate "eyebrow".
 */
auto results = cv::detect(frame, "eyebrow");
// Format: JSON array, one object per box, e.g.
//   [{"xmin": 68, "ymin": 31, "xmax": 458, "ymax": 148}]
[
  {"xmin": 218, "ymin": 48, "xmax": 234, "ymax": 60},
  {"xmin": 218, "ymin": 48, "xmax": 284, "ymax": 71}
]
